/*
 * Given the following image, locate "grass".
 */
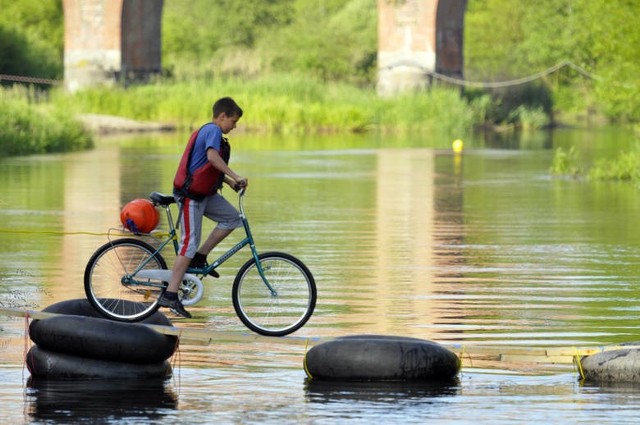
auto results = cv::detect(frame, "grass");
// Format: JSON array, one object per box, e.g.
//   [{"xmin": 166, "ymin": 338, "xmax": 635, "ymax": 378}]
[
  {"xmin": 589, "ymin": 151, "xmax": 640, "ymax": 182},
  {"xmin": 550, "ymin": 146, "xmax": 581, "ymax": 177},
  {"xmin": 0, "ymin": 86, "xmax": 93, "ymax": 156},
  {"xmin": 50, "ymin": 74, "xmax": 486, "ymax": 136},
  {"xmin": 551, "ymin": 145, "xmax": 640, "ymax": 183}
]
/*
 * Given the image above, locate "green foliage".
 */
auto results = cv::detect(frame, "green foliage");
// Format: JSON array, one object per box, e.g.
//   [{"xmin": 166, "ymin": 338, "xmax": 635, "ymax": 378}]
[
  {"xmin": 51, "ymin": 74, "xmax": 482, "ymax": 136},
  {"xmin": 0, "ymin": 0, "xmax": 63, "ymax": 78},
  {"xmin": 589, "ymin": 151, "xmax": 640, "ymax": 182},
  {"xmin": 550, "ymin": 144, "xmax": 640, "ymax": 183},
  {"xmin": 550, "ymin": 146, "xmax": 581, "ymax": 177},
  {"xmin": 258, "ymin": 0, "xmax": 377, "ymax": 85},
  {"xmin": 162, "ymin": 0, "xmax": 378, "ymax": 85},
  {"xmin": 0, "ymin": 87, "xmax": 92, "ymax": 156},
  {"xmin": 465, "ymin": 0, "xmax": 640, "ymax": 122}
]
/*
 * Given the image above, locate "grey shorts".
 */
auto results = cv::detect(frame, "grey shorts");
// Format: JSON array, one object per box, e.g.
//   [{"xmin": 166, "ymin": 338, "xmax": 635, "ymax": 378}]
[{"xmin": 175, "ymin": 193, "xmax": 243, "ymax": 258}]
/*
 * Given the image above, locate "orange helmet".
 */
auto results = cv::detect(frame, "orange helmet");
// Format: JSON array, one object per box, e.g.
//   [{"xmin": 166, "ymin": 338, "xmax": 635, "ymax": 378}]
[{"xmin": 120, "ymin": 199, "xmax": 159, "ymax": 234}]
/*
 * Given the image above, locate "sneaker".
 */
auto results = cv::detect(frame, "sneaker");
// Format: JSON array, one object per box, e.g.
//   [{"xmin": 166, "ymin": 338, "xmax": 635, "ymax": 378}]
[
  {"xmin": 189, "ymin": 256, "xmax": 220, "ymax": 278},
  {"xmin": 157, "ymin": 294, "xmax": 192, "ymax": 318}
]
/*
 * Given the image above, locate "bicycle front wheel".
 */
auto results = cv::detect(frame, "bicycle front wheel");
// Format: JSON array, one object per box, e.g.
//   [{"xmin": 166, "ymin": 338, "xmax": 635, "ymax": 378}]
[
  {"xmin": 84, "ymin": 238, "xmax": 168, "ymax": 322},
  {"xmin": 232, "ymin": 252, "xmax": 316, "ymax": 336}
]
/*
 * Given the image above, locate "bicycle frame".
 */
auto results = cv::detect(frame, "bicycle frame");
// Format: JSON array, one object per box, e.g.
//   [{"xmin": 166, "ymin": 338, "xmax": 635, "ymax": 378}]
[{"xmin": 127, "ymin": 190, "xmax": 277, "ymax": 296}]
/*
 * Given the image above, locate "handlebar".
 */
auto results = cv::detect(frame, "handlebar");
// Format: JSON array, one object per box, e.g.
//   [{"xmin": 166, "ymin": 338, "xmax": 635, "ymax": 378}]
[{"xmin": 237, "ymin": 187, "xmax": 246, "ymax": 216}]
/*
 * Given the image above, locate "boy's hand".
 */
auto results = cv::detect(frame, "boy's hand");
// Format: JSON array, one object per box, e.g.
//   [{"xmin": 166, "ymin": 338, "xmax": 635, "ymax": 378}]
[{"xmin": 234, "ymin": 177, "xmax": 248, "ymax": 191}]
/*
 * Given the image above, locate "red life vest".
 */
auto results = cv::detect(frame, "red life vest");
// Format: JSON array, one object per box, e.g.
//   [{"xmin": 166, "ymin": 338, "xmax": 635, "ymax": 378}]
[{"xmin": 173, "ymin": 125, "xmax": 231, "ymax": 200}]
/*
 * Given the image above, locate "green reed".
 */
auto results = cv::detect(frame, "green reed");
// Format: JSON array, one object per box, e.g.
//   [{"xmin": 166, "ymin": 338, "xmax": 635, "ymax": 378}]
[
  {"xmin": 51, "ymin": 74, "xmax": 485, "ymax": 136},
  {"xmin": 551, "ymin": 145, "xmax": 640, "ymax": 183},
  {"xmin": 0, "ymin": 86, "xmax": 92, "ymax": 157},
  {"xmin": 589, "ymin": 151, "xmax": 640, "ymax": 182}
]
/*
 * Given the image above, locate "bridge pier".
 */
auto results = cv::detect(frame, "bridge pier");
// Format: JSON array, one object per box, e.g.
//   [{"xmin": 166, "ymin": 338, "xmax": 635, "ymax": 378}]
[
  {"xmin": 63, "ymin": 0, "xmax": 163, "ymax": 92},
  {"xmin": 377, "ymin": 0, "xmax": 466, "ymax": 96}
]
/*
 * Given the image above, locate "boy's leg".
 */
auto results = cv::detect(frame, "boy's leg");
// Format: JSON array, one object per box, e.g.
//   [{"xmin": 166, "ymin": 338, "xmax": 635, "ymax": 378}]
[
  {"xmin": 158, "ymin": 196, "xmax": 205, "ymax": 318},
  {"xmin": 166, "ymin": 255, "xmax": 191, "ymax": 293},
  {"xmin": 197, "ymin": 227, "xmax": 234, "ymax": 255},
  {"xmin": 158, "ymin": 254, "xmax": 192, "ymax": 318},
  {"xmin": 196, "ymin": 194, "xmax": 243, "ymax": 257}
]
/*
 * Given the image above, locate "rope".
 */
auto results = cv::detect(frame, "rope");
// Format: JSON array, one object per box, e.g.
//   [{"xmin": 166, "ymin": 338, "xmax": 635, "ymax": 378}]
[
  {"xmin": 2, "ymin": 60, "xmax": 602, "ymax": 90},
  {"xmin": 0, "ymin": 228, "xmax": 170, "ymax": 238},
  {"xmin": 573, "ymin": 347, "xmax": 586, "ymax": 380},
  {"xmin": 170, "ymin": 330, "xmax": 183, "ymax": 393},
  {"xmin": 382, "ymin": 60, "xmax": 602, "ymax": 88},
  {"xmin": 303, "ymin": 338, "xmax": 312, "ymax": 379},
  {"xmin": 0, "ymin": 73, "xmax": 60, "ymax": 86},
  {"xmin": 22, "ymin": 311, "xmax": 31, "ymax": 382}
]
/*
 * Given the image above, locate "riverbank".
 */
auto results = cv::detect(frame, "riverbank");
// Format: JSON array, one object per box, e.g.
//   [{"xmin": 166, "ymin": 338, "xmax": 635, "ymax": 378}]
[{"xmin": 77, "ymin": 113, "xmax": 176, "ymax": 135}]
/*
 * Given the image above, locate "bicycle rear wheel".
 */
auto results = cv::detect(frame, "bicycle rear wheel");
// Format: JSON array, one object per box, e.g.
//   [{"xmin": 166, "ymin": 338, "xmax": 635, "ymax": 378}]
[
  {"xmin": 232, "ymin": 252, "xmax": 316, "ymax": 336},
  {"xmin": 84, "ymin": 238, "xmax": 168, "ymax": 322}
]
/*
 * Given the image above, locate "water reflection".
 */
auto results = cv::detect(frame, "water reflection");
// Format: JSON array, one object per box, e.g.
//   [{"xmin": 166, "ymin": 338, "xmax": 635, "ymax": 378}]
[
  {"xmin": 26, "ymin": 378, "xmax": 177, "ymax": 423},
  {"xmin": 304, "ymin": 378, "xmax": 460, "ymax": 403}
]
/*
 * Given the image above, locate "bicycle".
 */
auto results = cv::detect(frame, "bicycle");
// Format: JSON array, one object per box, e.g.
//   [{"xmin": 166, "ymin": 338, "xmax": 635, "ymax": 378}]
[{"xmin": 83, "ymin": 189, "xmax": 317, "ymax": 337}]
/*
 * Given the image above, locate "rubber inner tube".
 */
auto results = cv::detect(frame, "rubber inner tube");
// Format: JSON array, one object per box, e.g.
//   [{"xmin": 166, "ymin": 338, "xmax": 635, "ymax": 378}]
[
  {"xmin": 26, "ymin": 346, "xmax": 172, "ymax": 380},
  {"xmin": 305, "ymin": 334, "xmax": 460, "ymax": 381},
  {"xmin": 580, "ymin": 348, "xmax": 640, "ymax": 383},
  {"xmin": 29, "ymin": 299, "xmax": 177, "ymax": 364}
]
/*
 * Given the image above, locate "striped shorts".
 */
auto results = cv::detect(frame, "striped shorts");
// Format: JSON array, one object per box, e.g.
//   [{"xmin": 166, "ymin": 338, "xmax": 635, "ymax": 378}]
[{"xmin": 175, "ymin": 193, "xmax": 242, "ymax": 258}]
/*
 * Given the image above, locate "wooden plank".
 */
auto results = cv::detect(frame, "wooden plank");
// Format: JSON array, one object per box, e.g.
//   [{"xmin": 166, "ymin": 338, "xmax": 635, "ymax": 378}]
[
  {"xmin": 0, "ymin": 306, "xmax": 323, "ymax": 346},
  {"xmin": 3, "ymin": 306, "xmax": 639, "ymax": 362}
]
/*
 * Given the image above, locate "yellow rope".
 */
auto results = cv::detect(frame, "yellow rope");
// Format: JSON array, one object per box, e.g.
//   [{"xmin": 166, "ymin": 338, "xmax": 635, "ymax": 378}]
[
  {"xmin": 0, "ymin": 228, "xmax": 170, "ymax": 238},
  {"xmin": 303, "ymin": 338, "xmax": 313, "ymax": 379},
  {"xmin": 573, "ymin": 347, "xmax": 586, "ymax": 380}
]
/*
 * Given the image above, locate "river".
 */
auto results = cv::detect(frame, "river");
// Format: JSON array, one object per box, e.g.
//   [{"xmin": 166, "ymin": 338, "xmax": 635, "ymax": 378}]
[{"xmin": 1, "ymin": 126, "xmax": 640, "ymax": 424}]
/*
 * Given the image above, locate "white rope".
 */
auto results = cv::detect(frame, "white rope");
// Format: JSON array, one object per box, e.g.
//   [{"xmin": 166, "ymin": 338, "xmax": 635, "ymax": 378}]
[
  {"xmin": 2, "ymin": 61, "xmax": 620, "ymax": 90},
  {"xmin": 382, "ymin": 60, "xmax": 602, "ymax": 88}
]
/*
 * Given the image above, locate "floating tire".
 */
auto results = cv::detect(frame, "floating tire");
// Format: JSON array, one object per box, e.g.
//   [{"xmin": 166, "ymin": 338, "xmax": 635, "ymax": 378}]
[
  {"xmin": 26, "ymin": 346, "xmax": 172, "ymax": 380},
  {"xmin": 29, "ymin": 299, "xmax": 177, "ymax": 364},
  {"xmin": 304, "ymin": 335, "xmax": 460, "ymax": 381},
  {"xmin": 581, "ymin": 348, "xmax": 640, "ymax": 383}
]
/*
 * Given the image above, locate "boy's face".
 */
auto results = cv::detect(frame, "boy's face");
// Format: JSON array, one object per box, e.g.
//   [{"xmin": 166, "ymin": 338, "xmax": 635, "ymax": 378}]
[{"xmin": 217, "ymin": 113, "xmax": 240, "ymax": 134}]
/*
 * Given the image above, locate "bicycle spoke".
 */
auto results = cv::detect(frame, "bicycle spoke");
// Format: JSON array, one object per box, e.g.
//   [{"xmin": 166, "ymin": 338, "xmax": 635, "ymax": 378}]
[
  {"xmin": 85, "ymin": 239, "xmax": 167, "ymax": 321},
  {"xmin": 233, "ymin": 253, "xmax": 316, "ymax": 336}
]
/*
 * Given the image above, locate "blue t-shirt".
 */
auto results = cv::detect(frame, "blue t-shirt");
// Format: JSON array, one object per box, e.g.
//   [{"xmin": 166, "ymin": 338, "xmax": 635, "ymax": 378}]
[{"xmin": 188, "ymin": 123, "xmax": 222, "ymax": 174}]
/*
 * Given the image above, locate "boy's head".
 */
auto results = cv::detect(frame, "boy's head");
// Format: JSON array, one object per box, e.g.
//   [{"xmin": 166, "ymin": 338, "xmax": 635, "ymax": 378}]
[
  {"xmin": 213, "ymin": 97, "xmax": 243, "ymax": 119},
  {"xmin": 212, "ymin": 97, "xmax": 243, "ymax": 134}
]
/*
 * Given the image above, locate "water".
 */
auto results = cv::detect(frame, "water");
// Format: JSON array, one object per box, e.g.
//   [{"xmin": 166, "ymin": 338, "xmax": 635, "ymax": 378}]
[{"xmin": 2, "ymin": 127, "xmax": 640, "ymax": 423}]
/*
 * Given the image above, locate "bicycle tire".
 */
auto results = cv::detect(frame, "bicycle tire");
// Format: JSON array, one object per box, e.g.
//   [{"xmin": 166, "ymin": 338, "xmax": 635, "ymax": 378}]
[
  {"xmin": 84, "ymin": 238, "xmax": 168, "ymax": 322},
  {"xmin": 232, "ymin": 252, "xmax": 316, "ymax": 336}
]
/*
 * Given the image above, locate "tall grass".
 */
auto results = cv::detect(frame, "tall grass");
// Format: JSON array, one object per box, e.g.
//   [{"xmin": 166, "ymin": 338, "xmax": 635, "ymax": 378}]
[
  {"xmin": 0, "ymin": 86, "xmax": 93, "ymax": 156},
  {"xmin": 51, "ymin": 74, "xmax": 486, "ymax": 136},
  {"xmin": 551, "ymin": 145, "xmax": 640, "ymax": 183},
  {"xmin": 589, "ymin": 151, "xmax": 640, "ymax": 182}
]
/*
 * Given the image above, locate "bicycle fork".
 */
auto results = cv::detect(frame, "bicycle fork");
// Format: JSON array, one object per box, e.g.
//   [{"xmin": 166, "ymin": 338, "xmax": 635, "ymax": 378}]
[{"xmin": 241, "ymin": 212, "xmax": 278, "ymax": 297}]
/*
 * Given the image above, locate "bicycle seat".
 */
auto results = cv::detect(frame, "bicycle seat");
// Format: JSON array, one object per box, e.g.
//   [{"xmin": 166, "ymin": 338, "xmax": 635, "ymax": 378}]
[{"xmin": 149, "ymin": 192, "xmax": 176, "ymax": 206}]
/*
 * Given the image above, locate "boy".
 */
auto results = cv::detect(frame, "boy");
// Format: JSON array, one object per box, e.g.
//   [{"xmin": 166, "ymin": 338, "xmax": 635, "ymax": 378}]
[{"xmin": 158, "ymin": 97, "xmax": 248, "ymax": 318}]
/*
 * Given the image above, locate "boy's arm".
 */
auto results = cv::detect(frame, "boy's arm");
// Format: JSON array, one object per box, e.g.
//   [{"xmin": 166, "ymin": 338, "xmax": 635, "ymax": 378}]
[{"xmin": 207, "ymin": 149, "xmax": 248, "ymax": 187}]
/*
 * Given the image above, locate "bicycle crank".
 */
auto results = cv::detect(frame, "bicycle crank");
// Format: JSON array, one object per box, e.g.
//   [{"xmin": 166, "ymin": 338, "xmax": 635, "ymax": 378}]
[{"xmin": 136, "ymin": 269, "xmax": 204, "ymax": 306}]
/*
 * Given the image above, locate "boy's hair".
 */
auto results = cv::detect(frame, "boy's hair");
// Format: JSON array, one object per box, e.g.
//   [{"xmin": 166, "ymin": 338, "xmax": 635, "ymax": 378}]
[{"xmin": 213, "ymin": 97, "xmax": 243, "ymax": 118}]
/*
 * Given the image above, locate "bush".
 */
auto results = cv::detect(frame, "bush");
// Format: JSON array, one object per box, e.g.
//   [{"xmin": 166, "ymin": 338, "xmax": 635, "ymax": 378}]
[
  {"xmin": 0, "ymin": 87, "xmax": 92, "ymax": 156},
  {"xmin": 550, "ymin": 146, "xmax": 581, "ymax": 177},
  {"xmin": 589, "ymin": 151, "xmax": 640, "ymax": 181}
]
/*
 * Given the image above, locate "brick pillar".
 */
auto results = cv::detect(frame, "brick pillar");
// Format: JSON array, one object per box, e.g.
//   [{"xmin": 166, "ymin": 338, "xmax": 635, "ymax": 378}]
[
  {"xmin": 63, "ymin": 0, "xmax": 123, "ymax": 92},
  {"xmin": 63, "ymin": 0, "xmax": 163, "ymax": 92},
  {"xmin": 377, "ymin": 0, "xmax": 466, "ymax": 96}
]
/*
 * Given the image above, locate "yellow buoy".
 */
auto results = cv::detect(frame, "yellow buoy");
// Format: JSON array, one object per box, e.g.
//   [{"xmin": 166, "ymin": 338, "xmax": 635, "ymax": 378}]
[{"xmin": 452, "ymin": 139, "xmax": 464, "ymax": 153}]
